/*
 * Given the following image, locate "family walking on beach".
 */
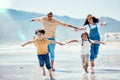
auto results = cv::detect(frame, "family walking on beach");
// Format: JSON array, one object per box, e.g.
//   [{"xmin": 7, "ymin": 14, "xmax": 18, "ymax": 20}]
[{"xmin": 21, "ymin": 12, "xmax": 106, "ymax": 80}]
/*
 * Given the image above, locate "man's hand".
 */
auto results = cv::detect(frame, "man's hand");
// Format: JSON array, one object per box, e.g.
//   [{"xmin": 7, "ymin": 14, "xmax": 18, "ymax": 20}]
[
  {"xmin": 21, "ymin": 44, "xmax": 25, "ymax": 47},
  {"xmin": 73, "ymin": 27, "xmax": 79, "ymax": 29},
  {"xmin": 30, "ymin": 19, "xmax": 35, "ymax": 22}
]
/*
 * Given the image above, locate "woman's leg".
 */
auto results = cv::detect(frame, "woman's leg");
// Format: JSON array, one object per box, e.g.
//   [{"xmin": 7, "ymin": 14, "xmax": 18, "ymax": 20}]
[
  {"xmin": 94, "ymin": 44, "xmax": 100, "ymax": 59},
  {"xmin": 90, "ymin": 45, "xmax": 95, "ymax": 61},
  {"xmin": 90, "ymin": 45, "xmax": 95, "ymax": 74}
]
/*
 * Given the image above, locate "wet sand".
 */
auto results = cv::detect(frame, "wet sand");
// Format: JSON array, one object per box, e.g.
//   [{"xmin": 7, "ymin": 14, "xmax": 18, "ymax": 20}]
[{"xmin": 0, "ymin": 42, "xmax": 120, "ymax": 80}]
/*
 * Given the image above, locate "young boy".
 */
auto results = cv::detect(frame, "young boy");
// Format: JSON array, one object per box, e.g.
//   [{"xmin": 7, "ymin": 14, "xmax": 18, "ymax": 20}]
[{"xmin": 21, "ymin": 29, "xmax": 64, "ymax": 79}]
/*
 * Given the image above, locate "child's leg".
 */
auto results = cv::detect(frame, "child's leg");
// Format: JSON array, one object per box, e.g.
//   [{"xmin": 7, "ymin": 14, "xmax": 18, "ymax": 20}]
[
  {"xmin": 41, "ymin": 67, "xmax": 46, "ymax": 76},
  {"xmin": 44, "ymin": 54, "xmax": 54, "ymax": 78},
  {"xmin": 48, "ymin": 69, "xmax": 53, "ymax": 77},
  {"xmin": 37, "ymin": 55, "xmax": 46, "ymax": 76},
  {"xmin": 85, "ymin": 54, "xmax": 89, "ymax": 72},
  {"xmin": 81, "ymin": 55, "xmax": 86, "ymax": 70}
]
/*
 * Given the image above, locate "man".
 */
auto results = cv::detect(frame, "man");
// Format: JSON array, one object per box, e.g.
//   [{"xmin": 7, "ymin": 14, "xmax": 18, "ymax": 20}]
[{"xmin": 31, "ymin": 12, "xmax": 78, "ymax": 71}]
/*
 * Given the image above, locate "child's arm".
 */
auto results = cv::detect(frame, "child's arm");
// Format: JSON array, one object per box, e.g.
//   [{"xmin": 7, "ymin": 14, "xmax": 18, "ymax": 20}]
[
  {"xmin": 93, "ymin": 40, "xmax": 106, "ymax": 44},
  {"xmin": 67, "ymin": 40, "xmax": 79, "ymax": 43},
  {"xmin": 21, "ymin": 41, "xmax": 33, "ymax": 47},
  {"xmin": 54, "ymin": 41, "xmax": 65, "ymax": 46},
  {"xmin": 50, "ymin": 41, "xmax": 65, "ymax": 46},
  {"xmin": 49, "ymin": 40, "xmax": 65, "ymax": 46}
]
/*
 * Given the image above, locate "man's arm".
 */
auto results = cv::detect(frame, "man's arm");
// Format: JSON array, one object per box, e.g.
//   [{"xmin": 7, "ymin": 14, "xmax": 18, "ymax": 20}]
[
  {"xmin": 21, "ymin": 41, "xmax": 33, "ymax": 47},
  {"xmin": 56, "ymin": 20, "xmax": 78, "ymax": 29},
  {"xmin": 30, "ymin": 17, "xmax": 43, "ymax": 22},
  {"xmin": 74, "ymin": 27, "xmax": 86, "ymax": 31},
  {"xmin": 67, "ymin": 24, "xmax": 78, "ymax": 29}
]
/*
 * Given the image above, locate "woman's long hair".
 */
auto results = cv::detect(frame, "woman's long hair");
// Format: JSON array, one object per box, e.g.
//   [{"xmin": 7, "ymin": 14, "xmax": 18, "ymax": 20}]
[
  {"xmin": 83, "ymin": 16, "xmax": 99, "ymax": 26},
  {"xmin": 81, "ymin": 32, "xmax": 93, "ymax": 46}
]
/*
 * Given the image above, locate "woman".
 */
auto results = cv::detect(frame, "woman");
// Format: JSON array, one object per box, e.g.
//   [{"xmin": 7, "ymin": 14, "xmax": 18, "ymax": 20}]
[{"xmin": 75, "ymin": 14, "xmax": 106, "ymax": 73}]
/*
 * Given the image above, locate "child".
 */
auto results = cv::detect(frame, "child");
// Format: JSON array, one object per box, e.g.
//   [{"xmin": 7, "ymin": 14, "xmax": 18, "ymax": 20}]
[
  {"xmin": 67, "ymin": 32, "xmax": 105, "ymax": 73},
  {"xmin": 21, "ymin": 29, "xmax": 64, "ymax": 80}
]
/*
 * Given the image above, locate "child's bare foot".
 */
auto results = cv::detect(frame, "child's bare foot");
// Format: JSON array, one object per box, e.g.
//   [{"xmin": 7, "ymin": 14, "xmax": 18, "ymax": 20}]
[
  {"xmin": 85, "ymin": 70, "xmax": 89, "ymax": 73},
  {"xmin": 50, "ymin": 74, "xmax": 55, "ymax": 80},
  {"xmin": 91, "ymin": 68, "xmax": 94, "ymax": 74},
  {"xmin": 41, "ymin": 67, "xmax": 46, "ymax": 76},
  {"xmin": 43, "ymin": 72, "xmax": 46, "ymax": 76},
  {"xmin": 50, "ymin": 76, "xmax": 55, "ymax": 80},
  {"xmin": 52, "ymin": 68, "xmax": 55, "ymax": 71}
]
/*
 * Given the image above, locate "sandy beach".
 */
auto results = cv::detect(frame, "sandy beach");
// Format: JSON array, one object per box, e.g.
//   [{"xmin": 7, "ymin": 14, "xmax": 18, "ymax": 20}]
[{"xmin": 0, "ymin": 42, "xmax": 120, "ymax": 80}]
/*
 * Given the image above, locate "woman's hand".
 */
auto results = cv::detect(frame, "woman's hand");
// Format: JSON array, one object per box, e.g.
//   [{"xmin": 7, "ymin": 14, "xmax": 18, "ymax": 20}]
[{"xmin": 100, "ymin": 22, "xmax": 107, "ymax": 26}]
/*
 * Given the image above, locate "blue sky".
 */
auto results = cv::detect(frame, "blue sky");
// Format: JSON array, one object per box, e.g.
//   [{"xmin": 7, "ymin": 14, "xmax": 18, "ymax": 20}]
[{"xmin": 0, "ymin": 0, "xmax": 120, "ymax": 21}]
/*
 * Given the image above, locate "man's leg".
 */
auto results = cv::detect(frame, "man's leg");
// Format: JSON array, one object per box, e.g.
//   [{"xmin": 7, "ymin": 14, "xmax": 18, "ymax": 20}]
[
  {"xmin": 48, "ymin": 40, "xmax": 56, "ymax": 71},
  {"xmin": 49, "ymin": 44, "xmax": 55, "ymax": 71}
]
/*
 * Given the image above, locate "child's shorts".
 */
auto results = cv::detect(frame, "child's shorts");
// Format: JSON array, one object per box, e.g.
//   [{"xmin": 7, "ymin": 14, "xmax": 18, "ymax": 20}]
[
  {"xmin": 37, "ymin": 53, "xmax": 51, "ymax": 70},
  {"xmin": 81, "ymin": 54, "xmax": 89, "ymax": 65}
]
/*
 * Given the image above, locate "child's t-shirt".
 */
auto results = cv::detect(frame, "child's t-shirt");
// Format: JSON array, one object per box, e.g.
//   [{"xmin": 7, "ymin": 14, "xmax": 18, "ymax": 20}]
[
  {"xmin": 80, "ymin": 40, "xmax": 95, "ymax": 55},
  {"xmin": 32, "ymin": 39, "xmax": 51, "ymax": 55}
]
